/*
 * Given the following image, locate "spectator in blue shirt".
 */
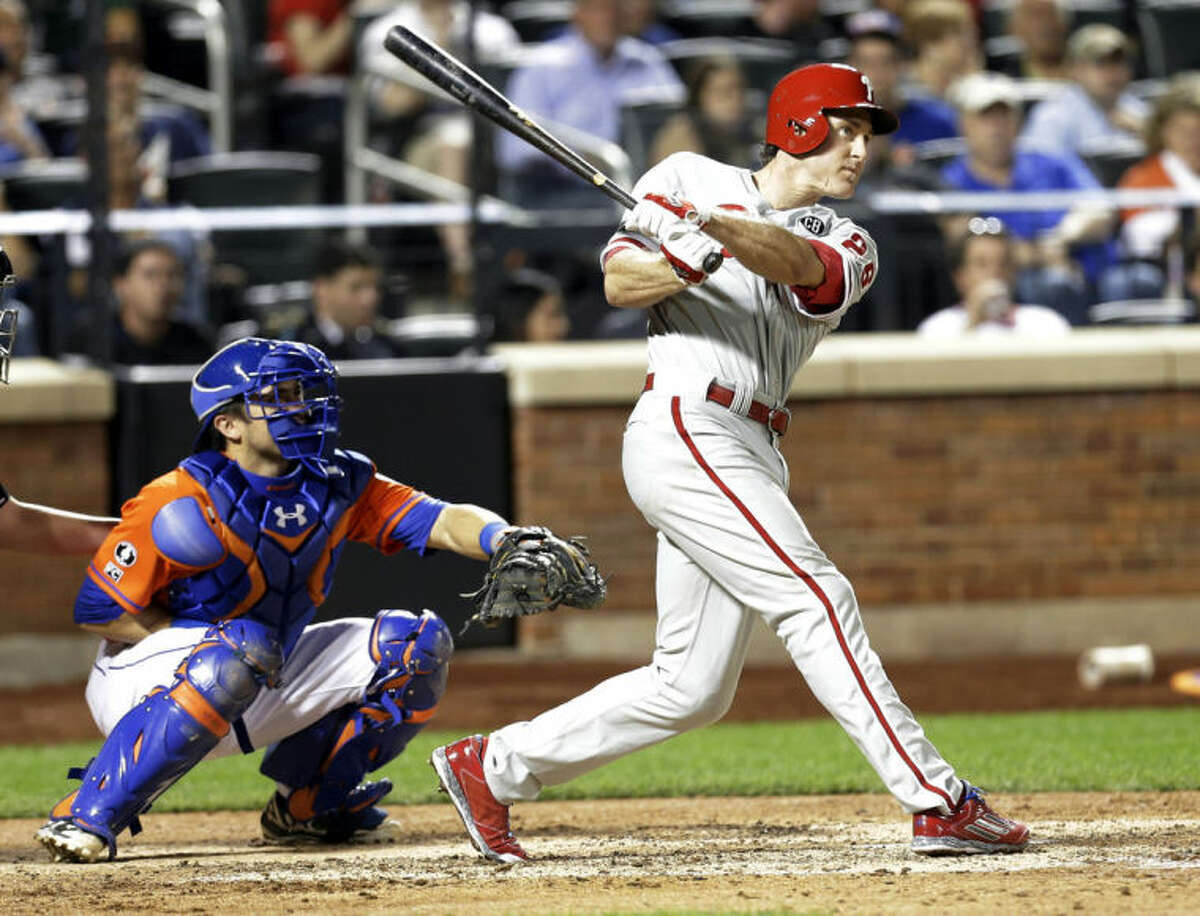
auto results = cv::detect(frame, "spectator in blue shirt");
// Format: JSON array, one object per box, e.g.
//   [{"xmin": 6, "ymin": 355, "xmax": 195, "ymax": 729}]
[
  {"xmin": 1021, "ymin": 24, "xmax": 1148, "ymax": 161},
  {"xmin": 941, "ymin": 72, "xmax": 1117, "ymax": 323},
  {"xmin": 497, "ymin": 0, "xmax": 683, "ymax": 205}
]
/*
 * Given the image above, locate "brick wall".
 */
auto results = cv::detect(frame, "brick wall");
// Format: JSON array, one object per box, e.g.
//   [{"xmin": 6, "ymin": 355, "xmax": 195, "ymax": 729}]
[
  {"xmin": 0, "ymin": 422, "xmax": 110, "ymax": 633},
  {"xmin": 513, "ymin": 389, "xmax": 1200, "ymax": 614}
]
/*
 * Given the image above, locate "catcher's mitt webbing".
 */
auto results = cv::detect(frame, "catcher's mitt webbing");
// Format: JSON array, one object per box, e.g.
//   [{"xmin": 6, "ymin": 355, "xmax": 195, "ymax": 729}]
[{"xmin": 460, "ymin": 525, "xmax": 606, "ymax": 634}]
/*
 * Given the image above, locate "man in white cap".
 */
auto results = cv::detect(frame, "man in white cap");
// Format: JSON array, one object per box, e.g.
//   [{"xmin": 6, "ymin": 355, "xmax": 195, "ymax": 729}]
[
  {"xmin": 1021, "ymin": 24, "xmax": 1148, "ymax": 158},
  {"xmin": 941, "ymin": 70, "xmax": 1115, "ymax": 323}
]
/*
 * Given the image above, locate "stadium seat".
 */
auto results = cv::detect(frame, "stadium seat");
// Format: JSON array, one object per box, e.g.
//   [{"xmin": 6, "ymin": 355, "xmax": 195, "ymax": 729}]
[
  {"xmin": 1079, "ymin": 136, "xmax": 1146, "ymax": 187},
  {"xmin": 911, "ymin": 137, "xmax": 966, "ymax": 172},
  {"xmin": 1137, "ymin": 0, "xmax": 1200, "ymax": 79},
  {"xmin": 620, "ymin": 100, "xmax": 684, "ymax": 176},
  {"xmin": 167, "ymin": 151, "xmax": 323, "ymax": 285},
  {"xmin": 386, "ymin": 311, "xmax": 490, "ymax": 358},
  {"xmin": 659, "ymin": 0, "xmax": 758, "ymax": 39},
  {"xmin": 1088, "ymin": 298, "xmax": 1195, "ymax": 325},
  {"xmin": 0, "ymin": 159, "xmax": 87, "ymax": 212},
  {"xmin": 659, "ymin": 37, "xmax": 795, "ymax": 97},
  {"xmin": 500, "ymin": 0, "xmax": 572, "ymax": 42}
]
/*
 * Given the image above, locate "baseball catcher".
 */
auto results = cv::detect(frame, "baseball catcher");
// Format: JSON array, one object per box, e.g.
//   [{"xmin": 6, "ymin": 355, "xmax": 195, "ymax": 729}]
[
  {"xmin": 35, "ymin": 336, "xmax": 580, "ymax": 863},
  {"xmin": 460, "ymin": 526, "xmax": 606, "ymax": 633}
]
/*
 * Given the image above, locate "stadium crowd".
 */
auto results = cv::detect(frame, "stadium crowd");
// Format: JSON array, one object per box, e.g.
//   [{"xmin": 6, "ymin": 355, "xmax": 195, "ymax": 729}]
[{"xmin": 2, "ymin": 0, "xmax": 1199, "ymax": 363}]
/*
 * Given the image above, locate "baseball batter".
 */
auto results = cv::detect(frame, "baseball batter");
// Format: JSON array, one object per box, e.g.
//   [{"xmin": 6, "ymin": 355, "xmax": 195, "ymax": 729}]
[
  {"xmin": 432, "ymin": 64, "xmax": 1030, "ymax": 860},
  {"xmin": 35, "ymin": 337, "xmax": 517, "ymax": 863}
]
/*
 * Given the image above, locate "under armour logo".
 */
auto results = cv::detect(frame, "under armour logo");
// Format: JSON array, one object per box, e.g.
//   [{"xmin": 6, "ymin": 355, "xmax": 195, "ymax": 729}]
[{"xmin": 273, "ymin": 503, "xmax": 308, "ymax": 530}]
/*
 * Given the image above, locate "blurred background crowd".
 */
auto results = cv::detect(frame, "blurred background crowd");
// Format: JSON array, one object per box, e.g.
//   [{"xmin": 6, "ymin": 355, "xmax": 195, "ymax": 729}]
[{"xmin": 3, "ymin": 0, "xmax": 1200, "ymax": 368}]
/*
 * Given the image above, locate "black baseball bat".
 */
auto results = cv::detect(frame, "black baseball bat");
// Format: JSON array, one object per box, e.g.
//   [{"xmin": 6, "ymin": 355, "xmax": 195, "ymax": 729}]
[{"xmin": 382, "ymin": 25, "xmax": 723, "ymax": 274}]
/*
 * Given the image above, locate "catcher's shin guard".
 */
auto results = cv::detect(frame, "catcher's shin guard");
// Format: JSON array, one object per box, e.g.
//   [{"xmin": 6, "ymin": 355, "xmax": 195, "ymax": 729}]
[
  {"xmin": 48, "ymin": 621, "xmax": 282, "ymax": 858},
  {"xmin": 260, "ymin": 609, "xmax": 452, "ymax": 818}
]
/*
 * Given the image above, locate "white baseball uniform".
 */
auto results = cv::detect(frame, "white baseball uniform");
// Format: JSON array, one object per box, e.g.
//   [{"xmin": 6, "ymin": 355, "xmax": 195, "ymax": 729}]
[
  {"xmin": 85, "ymin": 618, "xmax": 382, "ymax": 761},
  {"xmin": 483, "ymin": 151, "xmax": 963, "ymax": 814}
]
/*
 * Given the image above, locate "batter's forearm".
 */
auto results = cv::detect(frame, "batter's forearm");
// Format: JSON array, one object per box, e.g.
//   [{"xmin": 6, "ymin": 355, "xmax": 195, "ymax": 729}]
[
  {"xmin": 703, "ymin": 212, "xmax": 824, "ymax": 287},
  {"xmin": 0, "ymin": 499, "xmax": 117, "ymax": 555},
  {"xmin": 604, "ymin": 250, "xmax": 686, "ymax": 309},
  {"xmin": 428, "ymin": 503, "xmax": 509, "ymax": 560}
]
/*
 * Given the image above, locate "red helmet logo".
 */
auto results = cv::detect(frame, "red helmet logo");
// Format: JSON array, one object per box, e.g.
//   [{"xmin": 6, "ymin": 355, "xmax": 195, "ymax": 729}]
[{"xmin": 765, "ymin": 64, "xmax": 899, "ymax": 156}]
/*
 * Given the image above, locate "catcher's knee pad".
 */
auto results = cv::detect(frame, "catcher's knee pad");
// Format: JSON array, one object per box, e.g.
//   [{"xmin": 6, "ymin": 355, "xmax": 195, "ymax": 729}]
[
  {"xmin": 259, "ymin": 610, "xmax": 451, "ymax": 818},
  {"xmin": 51, "ymin": 622, "xmax": 282, "ymax": 856},
  {"xmin": 367, "ymin": 609, "xmax": 454, "ymax": 692}
]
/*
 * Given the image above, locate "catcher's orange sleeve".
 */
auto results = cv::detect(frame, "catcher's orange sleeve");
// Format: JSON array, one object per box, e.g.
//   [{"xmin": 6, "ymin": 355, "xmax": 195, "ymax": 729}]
[{"xmin": 83, "ymin": 471, "xmax": 220, "ymax": 615}]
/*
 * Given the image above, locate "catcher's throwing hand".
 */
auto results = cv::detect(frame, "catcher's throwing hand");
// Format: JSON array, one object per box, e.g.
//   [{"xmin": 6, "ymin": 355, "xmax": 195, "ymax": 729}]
[{"xmin": 461, "ymin": 526, "xmax": 607, "ymax": 634}]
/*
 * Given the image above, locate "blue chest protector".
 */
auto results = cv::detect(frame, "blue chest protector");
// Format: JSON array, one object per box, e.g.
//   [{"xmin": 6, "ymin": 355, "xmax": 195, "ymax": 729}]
[{"xmin": 164, "ymin": 449, "xmax": 374, "ymax": 655}]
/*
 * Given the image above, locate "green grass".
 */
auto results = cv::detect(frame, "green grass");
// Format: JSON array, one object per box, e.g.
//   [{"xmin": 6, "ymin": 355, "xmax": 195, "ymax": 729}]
[{"xmin": 3, "ymin": 707, "xmax": 1197, "ymax": 819}]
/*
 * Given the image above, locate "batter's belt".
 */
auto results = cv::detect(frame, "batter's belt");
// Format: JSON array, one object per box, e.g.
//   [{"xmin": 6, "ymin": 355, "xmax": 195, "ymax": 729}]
[{"xmin": 643, "ymin": 373, "xmax": 790, "ymax": 436}]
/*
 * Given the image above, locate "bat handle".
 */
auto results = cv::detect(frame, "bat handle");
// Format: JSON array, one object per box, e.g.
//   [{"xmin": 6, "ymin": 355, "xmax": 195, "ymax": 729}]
[{"xmin": 701, "ymin": 251, "xmax": 724, "ymax": 273}]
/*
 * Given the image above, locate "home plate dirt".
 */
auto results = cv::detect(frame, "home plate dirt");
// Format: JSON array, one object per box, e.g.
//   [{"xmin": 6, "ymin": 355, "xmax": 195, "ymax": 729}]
[{"xmin": 2, "ymin": 793, "xmax": 1198, "ymax": 913}]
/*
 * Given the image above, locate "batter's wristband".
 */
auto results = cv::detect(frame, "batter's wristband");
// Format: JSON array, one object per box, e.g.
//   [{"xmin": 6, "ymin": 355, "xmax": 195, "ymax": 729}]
[
  {"xmin": 0, "ymin": 480, "xmax": 8, "ymax": 509},
  {"xmin": 479, "ymin": 521, "xmax": 507, "ymax": 556}
]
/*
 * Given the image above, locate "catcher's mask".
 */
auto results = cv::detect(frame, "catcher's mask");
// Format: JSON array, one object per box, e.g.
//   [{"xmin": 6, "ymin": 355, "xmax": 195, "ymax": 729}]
[
  {"xmin": 764, "ymin": 63, "xmax": 899, "ymax": 157},
  {"xmin": 191, "ymin": 337, "xmax": 342, "ymax": 476},
  {"xmin": 0, "ymin": 246, "xmax": 16, "ymax": 385}
]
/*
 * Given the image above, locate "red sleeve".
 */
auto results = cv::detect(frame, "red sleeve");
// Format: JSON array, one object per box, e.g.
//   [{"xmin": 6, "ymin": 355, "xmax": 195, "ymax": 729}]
[
  {"xmin": 789, "ymin": 240, "xmax": 846, "ymax": 313},
  {"xmin": 84, "ymin": 471, "xmax": 217, "ymax": 615}
]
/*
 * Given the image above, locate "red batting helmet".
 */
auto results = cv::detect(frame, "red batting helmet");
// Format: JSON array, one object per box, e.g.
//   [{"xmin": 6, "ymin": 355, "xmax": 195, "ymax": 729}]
[{"xmin": 764, "ymin": 63, "xmax": 900, "ymax": 156}]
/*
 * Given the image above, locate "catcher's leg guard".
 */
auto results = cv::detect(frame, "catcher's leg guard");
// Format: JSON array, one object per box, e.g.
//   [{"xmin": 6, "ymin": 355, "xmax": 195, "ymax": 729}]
[
  {"xmin": 46, "ymin": 621, "xmax": 282, "ymax": 858},
  {"xmin": 260, "ymin": 610, "xmax": 452, "ymax": 830}
]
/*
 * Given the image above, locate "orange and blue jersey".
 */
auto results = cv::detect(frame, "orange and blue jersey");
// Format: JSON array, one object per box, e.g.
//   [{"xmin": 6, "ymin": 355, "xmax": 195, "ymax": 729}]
[{"xmin": 74, "ymin": 449, "xmax": 446, "ymax": 655}]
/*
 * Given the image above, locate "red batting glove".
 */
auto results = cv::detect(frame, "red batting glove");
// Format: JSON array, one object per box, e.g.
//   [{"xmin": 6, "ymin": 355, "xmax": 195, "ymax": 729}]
[{"xmin": 642, "ymin": 192, "xmax": 711, "ymax": 230}]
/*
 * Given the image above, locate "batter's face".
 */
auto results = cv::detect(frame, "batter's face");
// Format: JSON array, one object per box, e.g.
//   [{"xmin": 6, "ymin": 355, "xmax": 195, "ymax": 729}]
[{"xmin": 800, "ymin": 111, "xmax": 873, "ymax": 200}]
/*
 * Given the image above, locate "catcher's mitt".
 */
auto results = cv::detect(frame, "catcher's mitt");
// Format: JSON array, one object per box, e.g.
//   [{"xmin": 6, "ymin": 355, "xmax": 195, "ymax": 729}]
[{"xmin": 461, "ymin": 526, "xmax": 606, "ymax": 634}]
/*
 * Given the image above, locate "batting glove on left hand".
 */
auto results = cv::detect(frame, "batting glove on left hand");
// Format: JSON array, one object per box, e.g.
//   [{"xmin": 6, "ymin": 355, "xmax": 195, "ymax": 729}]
[
  {"xmin": 660, "ymin": 225, "xmax": 722, "ymax": 285},
  {"xmin": 625, "ymin": 192, "xmax": 712, "ymax": 240}
]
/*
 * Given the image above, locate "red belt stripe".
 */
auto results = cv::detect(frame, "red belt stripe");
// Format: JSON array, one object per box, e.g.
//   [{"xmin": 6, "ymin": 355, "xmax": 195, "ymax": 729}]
[{"xmin": 668, "ymin": 395, "xmax": 954, "ymax": 809}]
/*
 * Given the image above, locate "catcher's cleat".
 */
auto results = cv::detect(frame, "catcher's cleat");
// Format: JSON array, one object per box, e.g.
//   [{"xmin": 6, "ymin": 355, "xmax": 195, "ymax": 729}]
[
  {"xmin": 260, "ymin": 780, "xmax": 403, "ymax": 845},
  {"xmin": 911, "ymin": 782, "xmax": 1030, "ymax": 855},
  {"xmin": 430, "ymin": 735, "xmax": 527, "ymax": 864},
  {"xmin": 35, "ymin": 820, "xmax": 108, "ymax": 863}
]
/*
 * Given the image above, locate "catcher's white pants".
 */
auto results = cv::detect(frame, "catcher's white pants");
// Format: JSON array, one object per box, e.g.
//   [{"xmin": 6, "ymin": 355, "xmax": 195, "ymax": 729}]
[
  {"xmin": 85, "ymin": 617, "xmax": 380, "ymax": 759},
  {"xmin": 486, "ymin": 386, "xmax": 962, "ymax": 814}
]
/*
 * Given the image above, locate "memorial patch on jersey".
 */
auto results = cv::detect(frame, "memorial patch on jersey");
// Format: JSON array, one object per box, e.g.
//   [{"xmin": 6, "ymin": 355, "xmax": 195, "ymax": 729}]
[
  {"xmin": 102, "ymin": 561, "xmax": 125, "ymax": 583},
  {"xmin": 799, "ymin": 214, "xmax": 829, "ymax": 236},
  {"xmin": 114, "ymin": 541, "xmax": 138, "ymax": 567}
]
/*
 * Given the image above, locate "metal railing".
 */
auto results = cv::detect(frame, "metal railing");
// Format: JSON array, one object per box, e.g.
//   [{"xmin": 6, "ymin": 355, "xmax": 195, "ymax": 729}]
[{"xmin": 142, "ymin": 0, "xmax": 232, "ymax": 152}]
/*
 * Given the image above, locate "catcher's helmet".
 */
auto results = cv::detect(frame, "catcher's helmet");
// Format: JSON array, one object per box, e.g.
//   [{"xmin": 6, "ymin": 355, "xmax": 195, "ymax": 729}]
[
  {"xmin": 764, "ymin": 63, "xmax": 899, "ymax": 157},
  {"xmin": 191, "ymin": 337, "xmax": 341, "ymax": 475},
  {"xmin": 0, "ymin": 246, "xmax": 17, "ymax": 385}
]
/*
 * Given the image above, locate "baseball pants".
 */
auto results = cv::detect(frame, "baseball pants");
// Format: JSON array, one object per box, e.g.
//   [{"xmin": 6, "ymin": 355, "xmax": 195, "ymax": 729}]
[
  {"xmin": 486, "ymin": 384, "xmax": 962, "ymax": 814},
  {"xmin": 85, "ymin": 617, "xmax": 381, "ymax": 760}
]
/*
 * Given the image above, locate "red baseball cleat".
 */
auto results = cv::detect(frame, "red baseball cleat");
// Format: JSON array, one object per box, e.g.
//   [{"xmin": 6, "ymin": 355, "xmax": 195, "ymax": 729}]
[
  {"xmin": 911, "ymin": 782, "xmax": 1030, "ymax": 855},
  {"xmin": 430, "ymin": 735, "xmax": 528, "ymax": 864}
]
